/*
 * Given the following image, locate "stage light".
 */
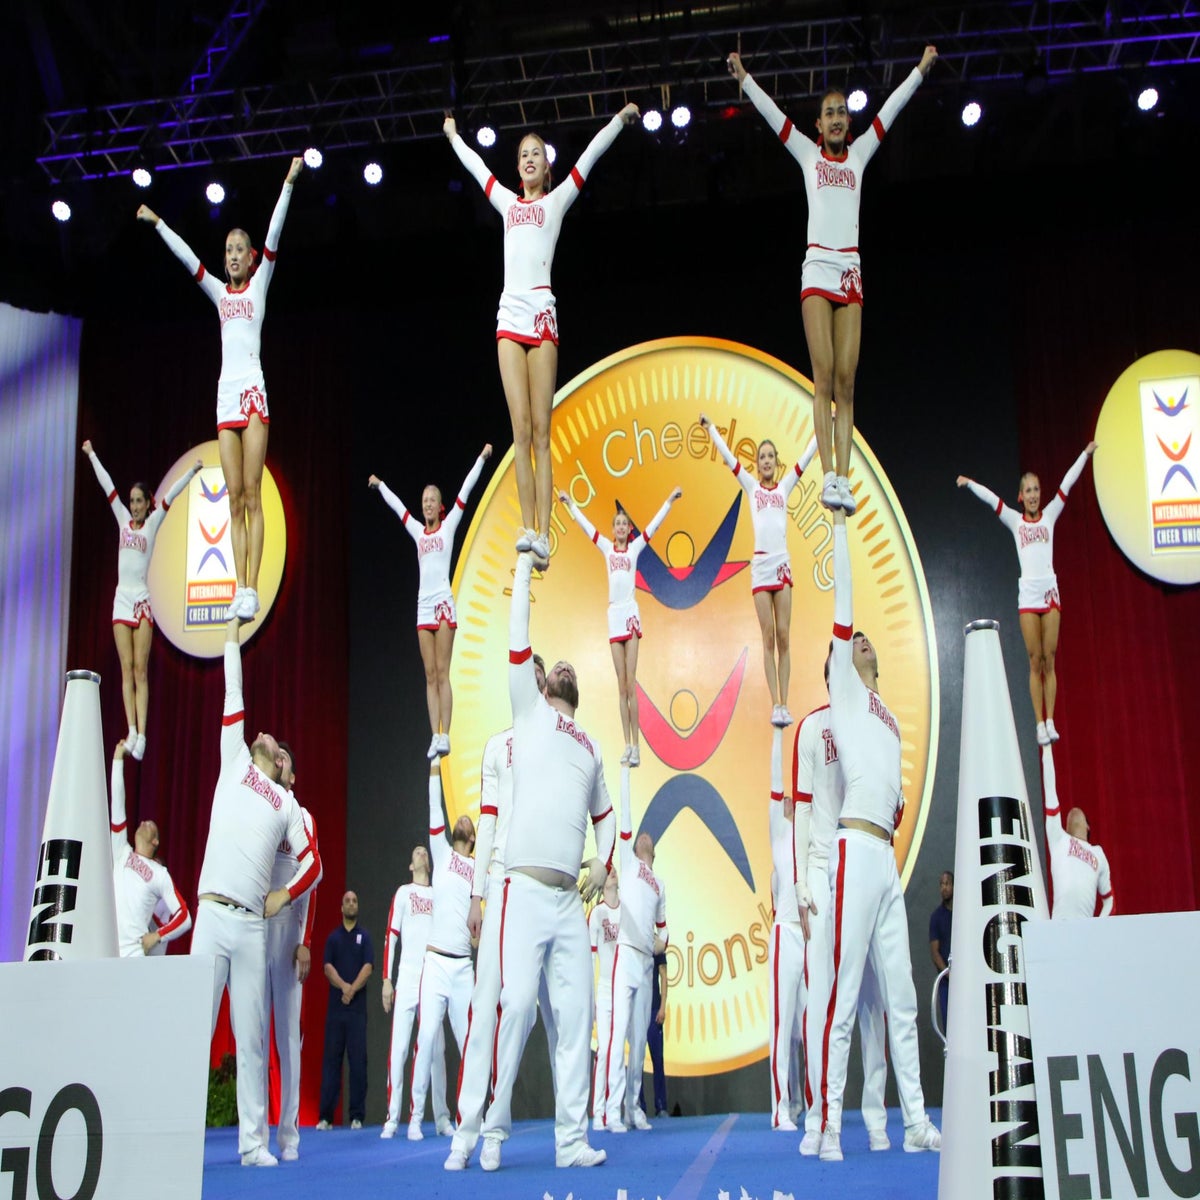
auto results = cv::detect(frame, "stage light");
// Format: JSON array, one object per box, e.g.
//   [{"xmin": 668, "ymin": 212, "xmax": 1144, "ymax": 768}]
[
  {"xmin": 1137, "ymin": 86, "xmax": 1159, "ymax": 112},
  {"xmin": 545, "ymin": 143, "xmax": 557, "ymax": 165},
  {"xmin": 847, "ymin": 89, "xmax": 868, "ymax": 112},
  {"xmin": 206, "ymin": 182, "xmax": 225, "ymax": 204},
  {"xmin": 51, "ymin": 199, "xmax": 71, "ymax": 222},
  {"xmin": 132, "ymin": 167, "xmax": 152, "ymax": 189},
  {"xmin": 961, "ymin": 101, "xmax": 982, "ymax": 127},
  {"xmin": 363, "ymin": 162, "xmax": 383, "ymax": 185},
  {"xmin": 671, "ymin": 104, "xmax": 691, "ymax": 129},
  {"xmin": 643, "ymin": 109, "xmax": 663, "ymax": 133},
  {"xmin": 303, "ymin": 147, "xmax": 323, "ymax": 169},
  {"xmin": 476, "ymin": 125, "xmax": 496, "ymax": 149}
]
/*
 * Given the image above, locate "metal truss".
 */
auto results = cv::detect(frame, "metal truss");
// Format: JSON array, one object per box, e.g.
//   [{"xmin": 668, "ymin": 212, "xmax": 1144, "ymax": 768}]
[
  {"xmin": 186, "ymin": 0, "xmax": 271, "ymax": 95},
  {"xmin": 37, "ymin": 1, "xmax": 1200, "ymax": 183}
]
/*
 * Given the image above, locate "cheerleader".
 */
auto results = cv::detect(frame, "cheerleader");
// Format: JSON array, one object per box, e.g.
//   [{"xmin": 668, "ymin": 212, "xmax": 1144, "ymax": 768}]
[
  {"xmin": 558, "ymin": 486, "xmax": 682, "ymax": 765},
  {"xmin": 369, "ymin": 444, "xmax": 493, "ymax": 759},
  {"xmin": 82, "ymin": 440, "xmax": 202, "ymax": 759},
  {"xmin": 137, "ymin": 156, "xmax": 304, "ymax": 621},
  {"xmin": 728, "ymin": 47, "xmax": 937, "ymax": 514},
  {"xmin": 957, "ymin": 442, "xmax": 1097, "ymax": 745},
  {"xmin": 444, "ymin": 105, "xmax": 639, "ymax": 568},
  {"xmin": 700, "ymin": 416, "xmax": 817, "ymax": 726}
]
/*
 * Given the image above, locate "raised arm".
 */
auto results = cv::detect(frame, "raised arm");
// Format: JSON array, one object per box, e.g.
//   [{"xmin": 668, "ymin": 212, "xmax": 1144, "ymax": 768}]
[
  {"xmin": 83, "ymin": 442, "xmax": 130, "ymax": 528},
  {"xmin": 444, "ymin": 117, "xmax": 517, "ymax": 215},
  {"xmin": 508, "ymin": 553, "xmax": 541, "ymax": 718},
  {"xmin": 368, "ymin": 477, "xmax": 425, "ymax": 542},
  {"xmin": 1040, "ymin": 744, "xmax": 1066, "ymax": 853},
  {"xmin": 730, "ymin": 57, "xmax": 817, "ymax": 172},
  {"xmin": 110, "ymin": 743, "xmax": 131, "ymax": 865},
  {"xmin": 558, "ymin": 491, "xmax": 607, "ymax": 553},
  {"xmin": 780, "ymin": 437, "xmax": 819, "ymax": 499},
  {"xmin": 262, "ymin": 159, "xmax": 303, "ymax": 258},
  {"xmin": 1055, "ymin": 443, "xmax": 1098, "ymax": 503},
  {"xmin": 221, "ymin": 618, "xmax": 248, "ymax": 766},
  {"xmin": 472, "ymin": 736, "xmax": 501, "ymax": 902},
  {"xmin": 428, "ymin": 763, "xmax": 449, "ymax": 871},
  {"xmin": 640, "ymin": 487, "xmax": 682, "ymax": 543},
  {"xmin": 827, "ymin": 510, "xmax": 857, "ymax": 707},
  {"xmin": 557, "ymin": 106, "xmax": 638, "ymax": 212},
  {"xmin": 618, "ymin": 763, "xmax": 635, "ymax": 872},
  {"xmin": 957, "ymin": 474, "xmax": 1005, "ymax": 516},
  {"xmin": 590, "ymin": 757, "xmax": 616, "ymax": 879},
  {"xmin": 444, "ymin": 445, "xmax": 493, "ymax": 540},
  {"xmin": 700, "ymin": 414, "xmax": 756, "ymax": 496},
  {"xmin": 159, "ymin": 457, "xmax": 203, "ymax": 513},
  {"xmin": 140, "ymin": 209, "xmax": 225, "ymax": 307},
  {"xmin": 855, "ymin": 48, "xmax": 936, "ymax": 164}
]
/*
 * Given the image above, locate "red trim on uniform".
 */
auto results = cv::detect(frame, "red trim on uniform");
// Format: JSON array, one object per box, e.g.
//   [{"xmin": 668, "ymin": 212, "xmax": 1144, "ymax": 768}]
[
  {"xmin": 570, "ymin": 165, "xmax": 584, "ymax": 189},
  {"xmin": 619, "ymin": 831, "xmax": 632, "ymax": 842},
  {"xmin": 409, "ymin": 957, "xmax": 427, "ymax": 1120},
  {"xmin": 106, "ymin": 489, "xmax": 118, "ymax": 504},
  {"xmin": 779, "ymin": 118, "xmax": 793, "ymax": 144},
  {"xmin": 807, "ymin": 242, "xmax": 860, "ymax": 254},
  {"xmin": 771, "ymin": 924, "xmax": 783, "ymax": 1122},
  {"xmin": 262, "ymin": 247, "xmax": 277, "ymax": 262},
  {"xmin": 752, "ymin": 580, "xmax": 792, "ymax": 595},
  {"xmin": 222, "ymin": 711, "xmax": 244, "ymax": 726},
  {"xmin": 196, "ymin": 264, "xmax": 207, "ymax": 282},
  {"xmin": 453, "ymin": 497, "xmax": 466, "ymax": 512},
  {"xmin": 819, "ymin": 147, "xmax": 849, "ymax": 163},
  {"xmin": 602, "ymin": 944, "xmax": 622, "ymax": 1122},
  {"xmin": 770, "ymin": 790, "xmax": 784, "ymax": 802},
  {"xmin": 802, "ymin": 941, "xmax": 812, "ymax": 1109},
  {"xmin": 480, "ymin": 804, "xmax": 498, "ymax": 818},
  {"xmin": 731, "ymin": 462, "xmax": 742, "ymax": 477},
  {"xmin": 484, "ymin": 175, "xmax": 497, "ymax": 198},
  {"xmin": 1044, "ymin": 805, "xmax": 1061, "ymax": 817},
  {"xmin": 492, "ymin": 876, "xmax": 511, "ymax": 1104},
  {"xmin": 429, "ymin": 825, "xmax": 446, "ymax": 838},
  {"xmin": 1056, "ymin": 489, "xmax": 1068, "ymax": 503},
  {"xmin": 832, "ymin": 622, "xmax": 853, "ymax": 641},
  {"xmin": 383, "ymin": 895, "xmax": 398, "ymax": 978},
  {"xmin": 298, "ymin": 844, "xmax": 313, "ymax": 862},
  {"xmin": 820, "ymin": 839, "xmax": 848, "ymax": 1130},
  {"xmin": 157, "ymin": 889, "xmax": 190, "ymax": 940},
  {"xmin": 591, "ymin": 530, "xmax": 600, "ymax": 545},
  {"xmin": 800, "ymin": 285, "xmax": 864, "ymax": 308},
  {"xmin": 111, "ymin": 821, "xmax": 126, "ymax": 834},
  {"xmin": 455, "ymin": 999, "xmax": 475, "ymax": 1125},
  {"xmin": 871, "ymin": 115, "xmax": 885, "ymax": 140},
  {"xmin": 795, "ymin": 792, "xmax": 813, "ymax": 806},
  {"xmin": 416, "ymin": 620, "xmax": 458, "ymax": 631},
  {"xmin": 1021, "ymin": 512, "xmax": 1045, "ymax": 525},
  {"xmin": 509, "ymin": 647, "xmax": 532, "ymax": 665},
  {"xmin": 608, "ymin": 629, "xmax": 643, "ymax": 644},
  {"xmin": 496, "ymin": 328, "xmax": 559, "ymax": 347},
  {"xmin": 592, "ymin": 807, "xmax": 613, "ymax": 825},
  {"xmin": 287, "ymin": 843, "xmax": 322, "ymax": 900},
  {"xmin": 1098, "ymin": 889, "xmax": 1113, "ymax": 900},
  {"xmin": 216, "ymin": 416, "xmax": 271, "ymax": 431},
  {"xmin": 993, "ymin": 499, "xmax": 1004, "ymax": 516},
  {"xmin": 1018, "ymin": 602, "xmax": 1061, "ymax": 614}
]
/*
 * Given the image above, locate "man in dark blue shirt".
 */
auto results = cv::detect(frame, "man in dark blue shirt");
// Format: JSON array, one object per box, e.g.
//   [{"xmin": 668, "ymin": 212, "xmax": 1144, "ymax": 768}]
[
  {"xmin": 316, "ymin": 891, "xmax": 374, "ymax": 1129},
  {"xmin": 641, "ymin": 950, "xmax": 669, "ymax": 1118},
  {"xmin": 928, "ymin": 871, "xmax": 953, "ymax": 1030}
]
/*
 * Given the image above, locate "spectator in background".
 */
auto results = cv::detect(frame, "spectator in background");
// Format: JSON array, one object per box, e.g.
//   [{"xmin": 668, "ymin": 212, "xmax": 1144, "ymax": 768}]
[{"xmin": 928, "ymin": 871, "xmax": 953, "ymax": 1029}]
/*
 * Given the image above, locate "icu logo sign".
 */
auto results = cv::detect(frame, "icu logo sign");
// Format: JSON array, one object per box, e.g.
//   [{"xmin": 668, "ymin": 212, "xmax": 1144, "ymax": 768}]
[
  {"xmin": 146, "ymin": 440, "xmax": 287, "ymax": 658},
  {"xmin": 447, "ymin": 338, "xmax": 938, "ymax": 1075}
]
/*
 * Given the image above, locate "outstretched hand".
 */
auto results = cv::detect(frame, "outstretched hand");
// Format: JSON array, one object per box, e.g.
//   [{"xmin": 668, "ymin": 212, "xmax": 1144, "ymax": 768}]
[
  {"xmin": 726, "ymin": 52, "xmax": 747, "ymax": 83},
  {"xmin": 443, "ymin": 113, "xmax": 457, "ymax": 140},
  {"xmin": 481, "ymin": 443, "xmax": 493, "ymax": 461},
  {"xmin": 618, "ymin": 102, "xmax": 640, "ymax": 125},
  {"xmin": 114, "ymin": 739, "xmax": 128, "ymax": 760},
  {"xmin": 1085, "ymin": 440, "xmax": 1099, "ymax": 456},
  {"xmin": 367, "ymin": 474, "xmax": 381, "ymax": 489},
  {"xmin": 918, "ymin": 45, "xmax": 938, "ymax": 76},
  {"xmin": 192, "ymin": 457, "xmax": 203, "ymax": 472},
  {"xmin": 136, "ymin": 204, "xmax": 159, "ymax": 225},
  {"xmin": 669, "ymin": 486, "xmax": 683, "ymax": 502},
  {"xmin": 285, "ymin": 156, "xmax": 304, "ymax": 184},
  {"xmin": 699, "ymin": 412, "xmax": 711, "ymax": 428},
  {"xmin": 81, "ymin": 439, "xmax": 94, "ymax": 456},
  {"xmin": 557, "ymin": 489, "xmax": 570, "ymax": 506},
  {"xmin": 955, "ymin": 475, "xmax": 970, "ymax": 488}
]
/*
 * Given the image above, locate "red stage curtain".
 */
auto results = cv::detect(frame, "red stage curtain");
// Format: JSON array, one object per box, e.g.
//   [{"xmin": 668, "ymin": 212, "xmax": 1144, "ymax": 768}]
[
  {"xmin": 69, "ymin": 308, "xmax": 349, "ymax": 1126},
  {"xmin": 1011, "ymin": 240, "xmax": 1200, "ymax": 915}
]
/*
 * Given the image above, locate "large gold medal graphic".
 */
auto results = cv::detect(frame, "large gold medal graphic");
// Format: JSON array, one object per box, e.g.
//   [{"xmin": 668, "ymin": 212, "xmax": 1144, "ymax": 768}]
[{"xmin": 446, "ymin": 338, "xmax": 938, "ymax": 1075}]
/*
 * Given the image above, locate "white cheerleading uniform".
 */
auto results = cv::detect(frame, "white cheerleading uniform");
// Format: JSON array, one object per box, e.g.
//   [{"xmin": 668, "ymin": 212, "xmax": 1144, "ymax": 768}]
[
  {"xmin": 1041, "ymin": 746, "xmax": 1114, "ymax": 920},
  {"xmin": 707, "ymin": 425, "xmax": 818, "ymax": 593},
  {"xmin": 819, "ymin": 523, "xmax": 927, "ymax": 1136},
  {"xmin": 155, "ymin": 180, "xmax": 293, "ymax": 429},
  {"xmin": 589, "ymin": 899, "xmax": 621, "ymax": 1120},
  {"xmin": 450, "ymin": 115, "xmax": 627, "ymax": 345},
  {"xmin": 602, "ymin": 767, "xmax": 668, "ymax": 1128},
  {"xmin": 190, "ymin": 641, "xmax": 321, "ymax": 1157},
  {"xmin": 791, "ymin": 706, "xmax": 888, "ymax": 1138},
  {"xmin": 265, "ymin": 802, "xmax": 320, "ymax": 1154},
  {"xmin": 965, "ymin": 449, "xmax": 1092, "ymax": 613},
  {"xmin": 742, "ymin": 68, "xmax": 925, "ymax": 306},
  {"xmin": 766, "ymin": 728, "xmax": 805, "ymax": 1128},
  {"xmin": 109, "ymin": 759, "xmax": 190, "ymax": 957},
  {"xmin": 566, "ymin": 496, "xmax": 674, "ymax": 642},
  {"xmin": 375, "ymin": 453, "xmax": 486, "ymax": 630},
  {"xmin": 453, "ymin": 729, "xmax": 559, "ymax": 1144},
  {"xmin": 383, "ymin": 882, "xmax": 449, "ymax": 1127},
  {"xmin": 409, "ymin": 772, "xmax": 475, "ymax": 1123},
  {"xmin": 87, "ymin": 450, "xmax": 198, "ymax": 626},
  {"xmin": 463, "ymin": 553, "xmax": 615, "ymax": 1162}
]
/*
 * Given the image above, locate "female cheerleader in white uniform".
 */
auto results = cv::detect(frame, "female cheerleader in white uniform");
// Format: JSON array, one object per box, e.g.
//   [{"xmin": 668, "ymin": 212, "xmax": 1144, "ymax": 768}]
[
  {"xmin": 137, "ymin": 156, "xmax": 304, "ymax": 621},
  {"xmin": 958, "ymin": 441, "xmax": 1097, "ymax": 744},
  {"xmin": 444, "ymin": 105, "xmax": 639, "ymax": 567},
  {"xmin": 82, "ymin": 440, "xmax": 201, "ymax": 759},
  {"xmin": 728, "ymin": 47, "xmax": 937, "ymax": 513},
  {"xmin": 701, "ymin": 416, "xmax": 817, "ymax": 726},
  {"xmin": 369, "ymin": 444, "xmax": 492, "ymax": 759},
  {"xmin": 559, "ymin": 486, "xmax": 682, "ymax": 765}
]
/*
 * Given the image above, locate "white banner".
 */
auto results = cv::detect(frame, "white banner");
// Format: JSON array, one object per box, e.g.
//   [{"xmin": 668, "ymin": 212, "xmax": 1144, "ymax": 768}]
[
  {"xmin": 1026, "ymin": 912, "xmax": 1200, "ymax": 1200},
  {"xmin": 0, "ymin": 956, "xmax": 213, "ymax": 1200}
]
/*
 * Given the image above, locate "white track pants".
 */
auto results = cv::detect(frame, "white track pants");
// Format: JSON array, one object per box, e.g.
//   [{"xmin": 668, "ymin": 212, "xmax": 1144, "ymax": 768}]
[
  {"xmin": 603, "ymin": 943, "xmax": 653, "ymax": 1127},
  {"xmin": 385, "ymin": 969, "xmax": 448, "ymax": 1125},
  {"xmin": 803, "ymin": 858, "xmax": 889, "ymax": 1135},
  {"xmin": 480, "ymin": 873, "xmax": 593, "ymax": 1156},
  {"xmin": 452, "ymin": 878, "xmax": 557, "ymax": 1153},
  {"xmin": 192, "ymin": 899, "xmax": 268, "ymax": 1156},
  {"xmin": 265, "ymin": 913, "xmax": 304, "ymax": 1151},
  {"xmin": 409, "ymin": 951, "xmax": 472, "ymax": 1121},
  {"xmin": 821, "ymin": 830, "xmax": 926, "ymax": 1134},
  {"xmin": 769, "ymin": 921, "xmax": 806, "ymax": 1127},
  {"xmin": 591, "ymin": 968, "xmax": 614, "ymax": 1120}
]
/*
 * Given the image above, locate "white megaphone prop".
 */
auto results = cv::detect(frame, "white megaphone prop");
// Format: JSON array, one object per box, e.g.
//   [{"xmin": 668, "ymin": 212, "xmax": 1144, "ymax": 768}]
[
  {"xmin": 24, "ymin": 670, "xmax": 118, "ymax": 960},
  {"xmin": 938, "ymin": 621, "xmax": 1050, "ymax": 1200}
]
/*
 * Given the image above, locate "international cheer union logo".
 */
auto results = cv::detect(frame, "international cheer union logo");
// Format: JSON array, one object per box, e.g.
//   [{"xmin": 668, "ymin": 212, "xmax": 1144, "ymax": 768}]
[
  {"xmin": 445, "ymin": 338, "xmax": 938, "ymax": 1075},
  {"xmin": 147, "ymin": 440, "xmax": 286, "ymax": 657}
]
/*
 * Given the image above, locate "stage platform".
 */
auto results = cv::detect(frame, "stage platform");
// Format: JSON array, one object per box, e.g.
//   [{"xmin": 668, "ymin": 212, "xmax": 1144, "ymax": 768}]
[{"xmin": 202, "ymin": 1108, "xmax": 941, "ymax": 1199}]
